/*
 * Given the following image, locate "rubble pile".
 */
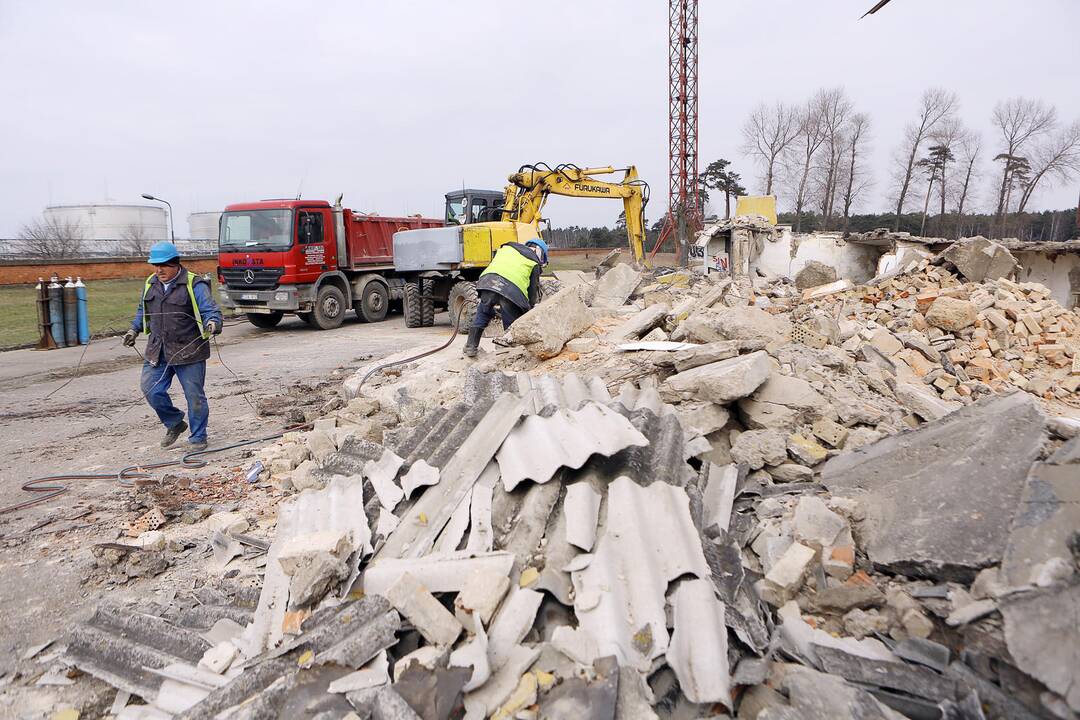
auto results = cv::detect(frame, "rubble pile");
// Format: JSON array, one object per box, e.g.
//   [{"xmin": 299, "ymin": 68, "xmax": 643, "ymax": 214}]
[{"xmin": 50, "ymin": 236, "xmax": 1080, "ymax": 719}]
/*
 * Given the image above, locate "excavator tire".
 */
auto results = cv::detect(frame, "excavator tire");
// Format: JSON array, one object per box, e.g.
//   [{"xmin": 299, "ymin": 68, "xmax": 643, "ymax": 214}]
[
  {"xmin": 403, "ymin": 279, "xmax": 423, "ymax": 328},
  {"xmin": 420, "ymin": 279, "xmax": 435, "ymax": 327},
  {"xmin": 447, "ymin": 281, "xmax": 477, "ymax": 334}
]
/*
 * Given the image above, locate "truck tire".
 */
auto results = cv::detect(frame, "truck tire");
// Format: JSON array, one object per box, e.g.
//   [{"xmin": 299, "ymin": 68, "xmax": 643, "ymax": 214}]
[
  {"xmin": 448, "ymin": 281, "xmax": 478, "ymax": 334},
  {"xmin": 310, "ymin": 285, "xmax": 346, "ymax": 330},
  {"xmin": 356, "ymin": 281, "xmax": 389, "ymax": 323},
  {"xmin": 403, "ymin": 279, "xmax": 423, "ymax": 328},
  {"xmin": 246, "ymin": 311, "xmax": 283, "ymax": 329}
]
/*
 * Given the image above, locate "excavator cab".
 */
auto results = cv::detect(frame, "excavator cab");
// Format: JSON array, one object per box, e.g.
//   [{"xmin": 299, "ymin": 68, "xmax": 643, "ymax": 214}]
[{"xmin": 444, "ymin": 189, "xmax": 506, "ymax": 225}]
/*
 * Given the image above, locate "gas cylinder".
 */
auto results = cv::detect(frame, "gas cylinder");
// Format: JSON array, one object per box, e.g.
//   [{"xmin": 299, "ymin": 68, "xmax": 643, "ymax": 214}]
[
  {"xmin": 75, "ymin": 277, "xmax": 90, "ymax": 345},
  {"xmin": 34, "ymin": 278, "xmax": 58, "ymax": 350},
  {"xmin": 48, "ymin": 276, "xmax": 66, "ymax": 348},
  {"xmin": 63, "ymin": 277, "xmax": 78, "ymax": 346}
]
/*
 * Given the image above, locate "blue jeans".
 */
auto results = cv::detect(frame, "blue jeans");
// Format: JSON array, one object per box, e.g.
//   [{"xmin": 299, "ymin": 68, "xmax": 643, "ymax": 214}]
[{"xmin": 141, "ymin": 358, "xmax": 209, "ymax": 442}]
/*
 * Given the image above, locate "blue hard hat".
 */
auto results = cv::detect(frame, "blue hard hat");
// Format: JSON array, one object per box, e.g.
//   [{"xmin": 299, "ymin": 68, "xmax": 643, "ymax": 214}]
[
  {"xmin": 526, "ymin": 238, "xmax": 549, "ymax": 263},
  {"xmin": 148, "ymin": 241, "xmax": 180, "ymax": 265}
]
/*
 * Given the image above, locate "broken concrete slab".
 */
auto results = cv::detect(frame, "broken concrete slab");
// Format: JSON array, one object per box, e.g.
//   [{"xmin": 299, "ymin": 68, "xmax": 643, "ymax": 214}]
[
  {"xmin": 823, "ymin": 392, "xmax": 1046, "ymax": 582},
  {"xmin": 662, "ymin": 350, "xmax": 772, "ymax": 404},
  {"xmin": 738, "ymin": 372, "xmax": 829, "ymax": 431},
  {"xmin": 509, "ymin": 285, "xmax": 594, "ymax": 358},
  {"xmin": 675, "ymin": 402, "xmax": 730, "ymax": 437},
  {"xmin": 609, "ymin": 303, "xmax": 669, "ymax": 341},
  {"xmin": 730, "ymin": 429, "xmax": 788, "ymax": 470},
  {"xmin": 895, "ymin": 382, "xmax": 961, "ymax": 422},
  {"xmin": 671, "ymin": 340, "xmax": 740, "ymax": 372},
  {"xmin": 942, "ymin": 236, "xmax": 1019, "ymax": 283},
  {"xmin": 1003, "ymin": 461, "xmax": 1080, "ymax": 587},
  {"xmin": 793, "ymin": 496, "xmax": 847, "ymax": 549},
  {"xmin": 591, "ymin": 263, "xmax": 642, "ymax": 308},
  {"xmin": 384, "ymin": 572, "xmax": 463, "ymax": 647},
  {"xmin": 1001, "ymin": 582, "xmax": 1080, "ymax": 713},
  {"xmin": 681, "ymin": 305, "xmax": 792, "ymax": 346}
]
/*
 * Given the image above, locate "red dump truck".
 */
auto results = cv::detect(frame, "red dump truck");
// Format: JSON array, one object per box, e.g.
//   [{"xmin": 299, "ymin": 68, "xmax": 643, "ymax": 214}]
[{"xmin": 216, "ymin": 199, "xmax": 442, "ymax": 329}]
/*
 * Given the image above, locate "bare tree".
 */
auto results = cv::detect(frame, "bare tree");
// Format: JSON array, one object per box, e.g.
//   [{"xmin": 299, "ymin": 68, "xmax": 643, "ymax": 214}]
[
  {"xmin": 840, "ymin": 113, "xmax": 873, "ymax": 234},
  {"xmin": 789, "ymin": 91, "xmax": 830, "ymax": 233},
  {"xmin": 16, "ymin": 217, "xmax": 85, "ymax": 258},
  {"xmin": 890, "ymin": 88, "xmax": 958, "ymax": 230},
  {"xmin": 1016, "ymin": 119, "xmax": 1080, "ymax": 214},
  {"xmin": 121, "ymin": 223, "xmax": 152, "ymax": 255},
  {"xmin": 991, "ymin": 97, "xmax": 1057, "ymax": 236},
  {"xmin": 952, "ymin": 131, "xmax": 982, "ymax": 239},
  {"xmin": 814, "ymin": 88, "xmax": 854, "ymax": 229},
  {"xmin": 740, "ymin": 101, "xmax": 801, "ymax": 196}
]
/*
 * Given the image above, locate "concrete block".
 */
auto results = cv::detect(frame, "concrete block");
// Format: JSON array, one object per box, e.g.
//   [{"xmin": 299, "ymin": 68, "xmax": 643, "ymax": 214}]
[
  {"xmin": 761, "ymin": 542, "xmax": 816, "ymax": 605},
  {"xmin": 730, "ymin": 429, "xmax": 787, "ymax": 470},
  {"xmin": 384, "ymin": 572, "xmax": 463, "ymax": 646},
  {"xmin": 509, "ymin": 285, "xmax": 594, "ymax": 359},
  {"xmin": 793, "ymin": 496, "xmax": 847, "ymax": 549},
  {"xmin": 925, "ymin": 297, "xmax": 978, "ymax": 332},
  {"xmin": 662, "ymin": 350, "xmax": 772, "ymax": 404},
  {"xmin": 787, "ymin": 434, "xmax": 828, "ymax": 466},
  {"xmin": 454, "ymin": 568, "xmax": 510, "ymax": 627}
]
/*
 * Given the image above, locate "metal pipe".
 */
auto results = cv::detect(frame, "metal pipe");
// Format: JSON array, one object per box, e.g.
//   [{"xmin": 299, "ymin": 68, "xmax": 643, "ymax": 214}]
[{"xmin": 142, "ymin": 193, "xmax": 175, "ymax": 241}]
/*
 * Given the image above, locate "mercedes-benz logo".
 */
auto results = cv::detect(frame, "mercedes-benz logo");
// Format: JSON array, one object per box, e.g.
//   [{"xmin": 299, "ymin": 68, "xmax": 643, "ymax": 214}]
[{"xmin": 244, "ymin": 269, "xmax": 255, "ymax": 284}]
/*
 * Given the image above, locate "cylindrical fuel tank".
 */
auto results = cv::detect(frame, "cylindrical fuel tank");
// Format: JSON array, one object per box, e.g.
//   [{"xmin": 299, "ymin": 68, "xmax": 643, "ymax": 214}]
[
  {"xmin": 48, "ymin": 277, "xmax": 66, "ymax": 348},
  {"xmin": 63, "ymin": 277, "xmax": 78, "ymax": 346},
  {"xmin": 75, "ymin": 277, "xmax": 90, "ymax": 345}
]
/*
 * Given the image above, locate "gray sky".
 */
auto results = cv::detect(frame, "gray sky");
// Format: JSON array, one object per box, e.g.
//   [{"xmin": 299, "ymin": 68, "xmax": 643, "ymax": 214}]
[{"xmin": 1, "ymin": 0, "xmax": 1078, "ymax": 237}]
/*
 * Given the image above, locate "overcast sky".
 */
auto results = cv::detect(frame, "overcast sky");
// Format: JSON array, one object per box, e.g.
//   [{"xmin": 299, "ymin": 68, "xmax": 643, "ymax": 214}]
[{"xmin": 1, "ymin": 0, "xmax": 1078, "ymax": 237}]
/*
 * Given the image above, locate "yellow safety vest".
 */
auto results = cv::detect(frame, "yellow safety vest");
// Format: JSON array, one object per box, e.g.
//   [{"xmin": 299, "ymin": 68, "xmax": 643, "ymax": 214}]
[{"xmin": 480, "ymin": 245, "xmax": 537, "ymax": 298}]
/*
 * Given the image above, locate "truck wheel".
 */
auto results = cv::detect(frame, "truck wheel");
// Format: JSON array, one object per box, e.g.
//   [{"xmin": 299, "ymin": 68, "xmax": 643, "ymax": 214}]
[
  {"xmin": 310, "ymin": 285, "xmax": 346, "ymax": 330},
  {"xmin": 448, "ymin": 281, "xmax": 478, "ymax": 334},
  {"xmin": 403, "ymin": 279, "xmax": 423, "ymax": 328},
  {"xmin": 246, "ymin": 311, "xmax": 283, "ymax": 329},
  {"xmin": 356, "ymin": 281, "xmax": 389, "ymax": 323}
]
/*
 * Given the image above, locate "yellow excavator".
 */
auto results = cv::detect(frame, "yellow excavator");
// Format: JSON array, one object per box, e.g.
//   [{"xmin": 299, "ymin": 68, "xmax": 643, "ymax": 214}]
[{"xmin": 393, "ymin": 164, "xmax": 649, "ymax": 328}]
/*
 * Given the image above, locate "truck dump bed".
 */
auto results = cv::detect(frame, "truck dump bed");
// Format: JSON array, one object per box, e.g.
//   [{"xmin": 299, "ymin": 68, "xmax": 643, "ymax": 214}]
[{"xmin": 344, "ymin": 212, "xmax": 443, "ymax": 268}]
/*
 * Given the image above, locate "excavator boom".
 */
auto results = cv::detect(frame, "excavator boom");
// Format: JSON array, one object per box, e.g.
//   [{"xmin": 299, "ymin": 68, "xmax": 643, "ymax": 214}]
[{"xmin": 501, "ymin": 164, "xmax": 649, "ymax": 265}]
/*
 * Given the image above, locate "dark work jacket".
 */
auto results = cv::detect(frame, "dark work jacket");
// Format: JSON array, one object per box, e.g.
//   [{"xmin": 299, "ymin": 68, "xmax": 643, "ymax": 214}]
[
  {"xmin": 476, "ymin": 243, "xmax": 541, "ymax": 311},
  {"xmin": 141, "ymin": 268, "xmax": 214, "ymax": 366}
]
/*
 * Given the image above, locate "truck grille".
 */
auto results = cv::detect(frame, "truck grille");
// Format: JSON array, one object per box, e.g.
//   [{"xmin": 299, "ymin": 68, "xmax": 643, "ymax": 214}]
[{"xmin": 221, "ymin": 267, "xmax": 285, "ymax": 290}]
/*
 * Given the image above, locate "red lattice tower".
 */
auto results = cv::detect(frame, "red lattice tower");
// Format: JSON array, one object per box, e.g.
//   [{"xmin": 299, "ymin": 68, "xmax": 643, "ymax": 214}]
[{"xmin": 652, "ymin": 0, "xmax": 701, "ymax": 261}]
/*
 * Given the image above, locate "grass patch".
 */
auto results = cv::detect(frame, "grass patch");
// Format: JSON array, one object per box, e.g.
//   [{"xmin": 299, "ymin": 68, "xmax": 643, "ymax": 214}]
[{"xmin": 0, "ymin": 277, "xmax": 233, "ymax": 350}]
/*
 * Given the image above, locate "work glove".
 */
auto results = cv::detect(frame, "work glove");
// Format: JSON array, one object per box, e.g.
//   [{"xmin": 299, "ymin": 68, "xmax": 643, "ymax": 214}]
[
  {"xmin": 123, "ymin": 329, "xmax": 138, "ymax": 347},
  {"xmin": 206, "ymin": 319, "xmax": 222, "ymax": 336}
]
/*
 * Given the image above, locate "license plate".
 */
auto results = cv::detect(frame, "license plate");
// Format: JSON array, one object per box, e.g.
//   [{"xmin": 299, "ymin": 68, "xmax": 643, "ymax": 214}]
[{"xmin": 240, "ymin": 293, "xmax": 257, "ymax": 300}]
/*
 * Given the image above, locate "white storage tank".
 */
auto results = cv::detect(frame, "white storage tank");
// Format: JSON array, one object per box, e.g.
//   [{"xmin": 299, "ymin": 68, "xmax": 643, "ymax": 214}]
[
  {"xmin": 43, "ymin": 203, "xmax": 168, "ymax": 241},
  {"xmin": 188, "ymin": 211, "xmax": 222, "ymax": 241}
]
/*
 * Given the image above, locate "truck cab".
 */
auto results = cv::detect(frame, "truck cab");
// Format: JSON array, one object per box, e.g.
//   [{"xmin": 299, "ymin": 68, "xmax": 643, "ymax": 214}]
[{"xmin": 217, "ymin": 199, "xmax": 441, "ymax": 330}]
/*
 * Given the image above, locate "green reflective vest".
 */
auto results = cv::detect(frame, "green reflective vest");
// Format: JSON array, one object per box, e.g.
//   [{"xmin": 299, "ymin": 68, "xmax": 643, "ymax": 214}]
[
  {"xmin": 142, "ymin": 271, "xmax": 208, "ymax": 339},
  {"xmin": 480, "ymin": 244, "xmax": 537, "ymax": 298}
]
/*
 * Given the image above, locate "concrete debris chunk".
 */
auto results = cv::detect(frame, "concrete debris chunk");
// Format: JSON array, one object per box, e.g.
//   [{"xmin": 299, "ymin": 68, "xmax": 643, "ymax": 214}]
[
  {"xmin": 794, "ymin": 260, "xmax": 838, "ymax": 290},
  {"xmin": 682, "ymin": 305, "xmax": 792, "ymax": 345},
  {"xmin": 591, "ymin": 262, "xmax": 642, "ymax": 308},
  {"xmin": 454, "ymin": 568, "xmax": 511, "ymax": 627},
  {"xmin": 731, "ymin": 428, "xmax": 788, "ymax": 470},
  {"xmin": 383, "ymin": 572, "xmax": 462, "ymax": 647},
  {"xmin": 793, "ymin": 496, "xmax": 847, "ymax": 549},
  {"xmin": 609, "ymin": 302, "xmax": 669, "ymax": 340},
  {"xmin": 824, "ymin": 392, "xmax": 1046, "ymax": 582},
  {"xmin": 942, "ymin": 236, "xmax": 1019, "ymax": 283},
  {"xmin": 662, "ymin": 350, "xmax": 772, "ymax": 404},
  {"xmin": 1001, "ymin": 582, "xmax": 1080, "ymax": 713},
  {"xmin": 509, "ymin": 285, "xmax": 594, "ymax": 358},
  {"xmin": 760, "ymin": 542, "xmax": 816, "ymax": 606},
  {"xmin": 925, "ymin": 296, "xmax": 978, "ymax": 332},
  {"xmin": 671, "ymin": 340, "xmax": 740, "ymax": 371}
]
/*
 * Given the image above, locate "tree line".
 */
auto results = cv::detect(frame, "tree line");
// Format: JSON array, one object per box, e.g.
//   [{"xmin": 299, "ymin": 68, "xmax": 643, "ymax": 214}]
[{"xmin": 740, "ymin": 89, "xmax": 1080, "ymax": 240}]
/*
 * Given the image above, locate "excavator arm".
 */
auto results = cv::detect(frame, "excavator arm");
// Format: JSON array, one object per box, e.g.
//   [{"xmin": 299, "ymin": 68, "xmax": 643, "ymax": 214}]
[{"xmin": 501, "ymin": 164, "xmax": 649, "ymax": 265}]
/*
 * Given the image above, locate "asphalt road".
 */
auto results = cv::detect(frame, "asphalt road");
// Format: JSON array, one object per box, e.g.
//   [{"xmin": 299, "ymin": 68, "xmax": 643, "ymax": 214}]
[{"xmin": 0, "ymin": 311, "xmax": 453, "ymax": 689}]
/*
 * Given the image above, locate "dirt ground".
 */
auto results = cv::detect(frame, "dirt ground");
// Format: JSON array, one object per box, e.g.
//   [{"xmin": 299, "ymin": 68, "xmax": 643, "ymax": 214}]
[{"xmin": 0, "ymin": 311, "xmax": 455, "ymax": 717}]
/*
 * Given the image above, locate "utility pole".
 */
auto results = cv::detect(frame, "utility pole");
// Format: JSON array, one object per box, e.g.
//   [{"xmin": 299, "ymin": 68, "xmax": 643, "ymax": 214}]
[{"xmin": 652, "ymin": 0, "xmax": 701, "ymax": 267}]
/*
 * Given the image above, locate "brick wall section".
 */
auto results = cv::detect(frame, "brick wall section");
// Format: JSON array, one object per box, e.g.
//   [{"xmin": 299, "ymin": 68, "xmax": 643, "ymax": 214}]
[{"xmin": 0, "ymin": 256, "xmax": 218, "ymax": 285}]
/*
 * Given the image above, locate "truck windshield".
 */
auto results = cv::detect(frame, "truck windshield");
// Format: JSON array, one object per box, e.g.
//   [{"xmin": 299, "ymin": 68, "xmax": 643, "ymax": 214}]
[{"xmin": 219, "ymin": 209, "xmax": 293, "ymax": 250}]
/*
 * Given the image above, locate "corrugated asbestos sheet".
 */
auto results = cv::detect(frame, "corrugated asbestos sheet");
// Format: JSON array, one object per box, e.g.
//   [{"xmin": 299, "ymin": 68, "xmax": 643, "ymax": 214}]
[
  {"xmin": 583, "ymin": 406, "xmax": 694, "ymax": 487},
  {"xmin": 496, "ymin": 401, "xmax": 649, "ymax": 490},
  {"xmin": 464, "ymin": 369, "xmax": 611, "ymax": 413},
  {"xmin": 236, "ymin": 474, "xmax": 370, "ymax": 658},
  {"xmin": 571, "ymin": 476, "xmax": 711, "ymax": 671},
  {"xmin": 391, "ymin": 398, "xmax": 497, "ymax": 471},
  {"xmin": 67, "ymin": 602, "xmax": 214, "ymax": 701}
]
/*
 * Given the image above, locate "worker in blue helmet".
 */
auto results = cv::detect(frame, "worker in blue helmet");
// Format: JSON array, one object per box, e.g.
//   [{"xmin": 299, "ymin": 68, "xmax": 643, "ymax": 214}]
[
  {"xmin": 123, "ymin": 241, "xmax": 223, "ymax": 450},
  {"xmin": 463, "ymin": 237, "xmax": 549, "ymax": 358}
]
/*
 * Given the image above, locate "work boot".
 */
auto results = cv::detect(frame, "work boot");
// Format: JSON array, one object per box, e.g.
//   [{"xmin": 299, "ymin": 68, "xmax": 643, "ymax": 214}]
[
  {"xmin": 161, "ymin": 420, "xmax": 188, "ymax": 448},
  {"xmin": 188, "ymin": 438, "xmax": 208, "ymax": 452},
  {"xmin": 463, "ymin": 326, "xmax": 484, "ymax": 358}
]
